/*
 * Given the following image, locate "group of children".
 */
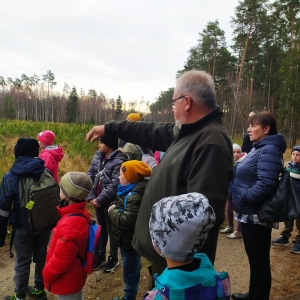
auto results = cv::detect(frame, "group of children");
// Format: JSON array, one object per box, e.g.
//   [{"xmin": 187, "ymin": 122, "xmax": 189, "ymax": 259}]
[
  {"xmin": 4, "ymin": 122, "xmax": 300, "ymax": 300},
  {"xmin": 0, "ymin": 123, "xmax": 232, "ymax": 300},
  {"xmin": 0, "ymin": 130, "xmax": 65, "ymax": 300}
]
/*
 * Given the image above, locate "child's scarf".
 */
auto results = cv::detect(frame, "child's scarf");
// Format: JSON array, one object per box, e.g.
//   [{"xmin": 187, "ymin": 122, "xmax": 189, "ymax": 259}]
[{"xmin": 117, "ymin": 183, "xmax": 138, "ymax": 196}]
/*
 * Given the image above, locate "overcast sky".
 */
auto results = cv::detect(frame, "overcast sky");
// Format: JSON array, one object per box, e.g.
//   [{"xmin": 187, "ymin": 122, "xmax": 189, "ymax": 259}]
[{"xmin": 1, "ymin": 0, "xmax": 239, "ymax": 103}]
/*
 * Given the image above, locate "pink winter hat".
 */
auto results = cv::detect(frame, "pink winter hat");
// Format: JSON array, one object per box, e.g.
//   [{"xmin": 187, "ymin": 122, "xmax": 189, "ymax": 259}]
[{"xmin": 37, "ymin": 130, "xmax": 56, "ymax": 145}]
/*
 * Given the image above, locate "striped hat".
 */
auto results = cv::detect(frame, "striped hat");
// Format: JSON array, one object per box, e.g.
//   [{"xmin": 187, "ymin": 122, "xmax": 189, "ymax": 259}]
[{"xmin": 60, "ymin": 172, "xmax": 92, "ymax": 201}]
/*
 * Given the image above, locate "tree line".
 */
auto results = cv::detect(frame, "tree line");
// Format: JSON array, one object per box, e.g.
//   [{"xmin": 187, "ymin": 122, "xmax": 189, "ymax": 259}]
[
  {"xmin": 0, "ymin": 71, "xmax": 149, "ymax": 125},
  {"xmin": 0, "ymin": 0, "xmax": 299, "ymax": 147},
  {"xmin": 148, "ymin": 0, "xmax": 300, "ymax": 147}
]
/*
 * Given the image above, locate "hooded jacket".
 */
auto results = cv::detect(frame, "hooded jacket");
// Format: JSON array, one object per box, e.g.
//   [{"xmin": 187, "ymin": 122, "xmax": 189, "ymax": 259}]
[
  {"xmin": 104, "ymin": 107, "xmax": 233, "ymax": 268},
  {"xmin": 43, "ymin": 201, "xmax": 89, "ymax": 295},
  {"xmin": 86, "ymin": 149, "xmax": 127, "ymax": 208},
  {"xmin": 122, "ymin": 142, "xmax": 153, "ymax": 160},
  {"xmin": 0, "ymin": 156, "xmax": 46, "ymax": 245},
  {"xmin": 143, "ymin": 253, "xmax": 229, "ymax": 300},
  {"xmin": 39, "ymin": 146, "xmax": 64, "ymax": 182},
  {"xmin": 232, "ymin": 134, "xmax": 286, "ymax": 214}
]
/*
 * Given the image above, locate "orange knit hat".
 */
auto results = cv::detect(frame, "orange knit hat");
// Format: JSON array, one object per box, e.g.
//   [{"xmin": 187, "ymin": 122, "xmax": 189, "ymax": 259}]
[
  {"xmin": 121, "ymin": 160, "xmax": 152, "ymax": 183},
  {"xmin": 127, "ymin": 113, "xmax": 142, "ymax": 122}
]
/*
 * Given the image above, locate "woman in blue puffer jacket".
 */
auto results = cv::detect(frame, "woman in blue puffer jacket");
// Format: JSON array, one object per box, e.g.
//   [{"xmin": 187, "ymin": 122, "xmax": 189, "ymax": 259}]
[{"xmin": 231, "ymin": 112, "xmax": 286, "ymax": 300}]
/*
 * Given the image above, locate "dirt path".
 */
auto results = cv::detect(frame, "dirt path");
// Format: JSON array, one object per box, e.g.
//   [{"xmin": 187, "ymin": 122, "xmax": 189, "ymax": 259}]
[{"xmin": 1, "ymin": 222, "xmax": 300, "ymax": 299}]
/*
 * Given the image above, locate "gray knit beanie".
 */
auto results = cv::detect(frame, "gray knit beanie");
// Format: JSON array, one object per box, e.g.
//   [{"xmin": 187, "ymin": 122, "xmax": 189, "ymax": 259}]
[
  {"xmin": 60, "ymin": 172, "xmax": 92, "ymax": 201},
  {"xmin": 149, "ymin": 192, "xmax": 216, "ymax": 262}
]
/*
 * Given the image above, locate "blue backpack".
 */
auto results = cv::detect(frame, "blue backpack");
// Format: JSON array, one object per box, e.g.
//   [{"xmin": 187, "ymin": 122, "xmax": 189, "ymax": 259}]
[{"xmin": 68, "ymin": 213, "xmax": 101, "ymax": 274}]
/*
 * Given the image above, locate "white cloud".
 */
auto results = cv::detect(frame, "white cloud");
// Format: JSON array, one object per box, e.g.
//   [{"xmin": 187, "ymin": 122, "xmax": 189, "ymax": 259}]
[{"xmin": 1, "ymin": 0, "xmax": 239, "ymax": 103}]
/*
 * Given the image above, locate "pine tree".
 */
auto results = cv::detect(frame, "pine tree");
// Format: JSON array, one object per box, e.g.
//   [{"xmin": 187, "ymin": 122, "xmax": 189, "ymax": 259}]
[
  {"xmin": 115, "ymin": 95, "xmax": 123, "ymax": 120},
  {"xmin": 0, "ymin": 95, "xmax": 16, "ymax": 119},
  {"xmin": 66, "ymin": 86, "xmax": 79, "ymax": 123}
]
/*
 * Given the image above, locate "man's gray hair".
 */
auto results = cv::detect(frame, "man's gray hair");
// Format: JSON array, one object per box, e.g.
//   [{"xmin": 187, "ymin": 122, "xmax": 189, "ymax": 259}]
[{"xmin": 176, "ymin": 70, "xmax": 216, "ymax": 109}]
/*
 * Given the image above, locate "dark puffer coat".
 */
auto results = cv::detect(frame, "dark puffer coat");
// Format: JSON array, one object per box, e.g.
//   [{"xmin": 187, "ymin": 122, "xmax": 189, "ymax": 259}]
[
  {"xmin": 86, "ymin": 149, "xmax": 127, "ymax": 208},
  {"xmin": 105, "ymin": 107, "xmax": 233, "ymax": 268},
  {"xmin": 109, "ymin": 180, "xmax": 147, "ymax": 249},
  {"xmin": 232, "ymin": 134, "xmax": 286, "ymax": 214}
]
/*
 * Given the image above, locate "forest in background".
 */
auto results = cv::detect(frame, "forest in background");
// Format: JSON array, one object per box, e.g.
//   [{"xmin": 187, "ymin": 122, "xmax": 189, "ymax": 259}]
[{"xmin": 0, "ymin": 0, "xmax": 299, "ymax": 147}]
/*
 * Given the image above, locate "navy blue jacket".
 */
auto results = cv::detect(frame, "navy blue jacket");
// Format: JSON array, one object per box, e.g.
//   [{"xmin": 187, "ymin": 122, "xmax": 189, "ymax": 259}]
[
  {"xmin": 228, "ymin": 155, "xmax": 247, "ymax": 199},
  {"xmin": 86, "ymin": 149, "xmax": 126, "ymax": 208},
  {"xmin": 232, "ymin": 134, "xmax": 286, "ymax": 214},
  {"xmin": 0, "ymin": 157, "xmax": 45, "ymax": 245}
]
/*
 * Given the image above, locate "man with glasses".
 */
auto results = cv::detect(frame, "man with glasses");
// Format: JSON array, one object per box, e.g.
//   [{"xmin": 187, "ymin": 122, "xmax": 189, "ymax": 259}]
[{"xmin": 85, "ymin": 70, "xmax": 233, "ymax": 275}]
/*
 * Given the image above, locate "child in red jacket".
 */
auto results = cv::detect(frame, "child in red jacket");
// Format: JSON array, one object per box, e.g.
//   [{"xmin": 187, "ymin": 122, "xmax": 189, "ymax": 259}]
[
  {"xmin": 37, "ymin": 130, "xmax": 64, "ymax": 182},
  {"xmin": 42, "ymin": 172, "xmax": 92, "ymax": 300}
]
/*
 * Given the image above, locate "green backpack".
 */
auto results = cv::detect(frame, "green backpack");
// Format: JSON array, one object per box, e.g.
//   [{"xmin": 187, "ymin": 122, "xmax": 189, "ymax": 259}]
[
  {"xmin": 18, "ymin": 170, "xmax": 61, "ymax": 233},
  {"xmin": 10, "ymin": 170, "xmax": 60, "ymax": 258}
]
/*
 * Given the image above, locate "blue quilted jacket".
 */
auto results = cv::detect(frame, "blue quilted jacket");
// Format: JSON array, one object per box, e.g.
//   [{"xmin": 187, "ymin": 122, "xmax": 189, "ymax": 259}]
[{"xmin": 232, "ymin": 134, "xmax": 286, "ymax": 214}]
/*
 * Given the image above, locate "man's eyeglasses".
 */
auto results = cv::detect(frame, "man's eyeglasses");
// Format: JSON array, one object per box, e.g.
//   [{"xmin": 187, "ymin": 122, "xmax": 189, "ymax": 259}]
[{"xmin": 169, "ymin": 95, "xmax": 185, "ymax": 109}]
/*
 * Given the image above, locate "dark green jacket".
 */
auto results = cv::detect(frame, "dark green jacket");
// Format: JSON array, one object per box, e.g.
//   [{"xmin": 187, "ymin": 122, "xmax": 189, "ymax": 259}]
[
  {"xmin": 108, "ymin": 181, "xmax": 147, "ymax": 249},
  {"xmin": 105, "ymin": 107, "xmax": 233, "ymax": 268}
]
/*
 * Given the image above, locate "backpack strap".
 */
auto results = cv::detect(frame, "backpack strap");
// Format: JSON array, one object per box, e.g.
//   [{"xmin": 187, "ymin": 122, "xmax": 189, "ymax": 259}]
[
  {"xmin": 120, "ymin": 191, "xmax": 138, "ymax": 211},
  {"xmin": 135, "ymin": 144, "xmax": 145, "ymax": 156},
  {"xmin": 95, "ymin": 162, "xmax": 112, "ymax": 185},
  {"xmin": 124, "ymin": 191, "xmax": 137, "ymax": 209},
  {"xmin": 9, "ymin": 226, "xmax": 16, "ymax": 258}
]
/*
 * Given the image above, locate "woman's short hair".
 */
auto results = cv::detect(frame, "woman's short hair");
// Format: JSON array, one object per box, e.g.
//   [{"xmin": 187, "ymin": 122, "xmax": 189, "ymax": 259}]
[{"xmin": 249, "ymin": 111, "xmax": 278, "ymax": 135}]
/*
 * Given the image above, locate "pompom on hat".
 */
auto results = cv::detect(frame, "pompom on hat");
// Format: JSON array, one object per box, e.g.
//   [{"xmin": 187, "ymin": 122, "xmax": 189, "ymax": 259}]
[
  {"xmin": 149, "ymin": 192, "xmax": 216, "ymax": 262},
  {"xmin": 37, "ymin": 130, "xmax": 56, "ymax": 145},
  {"xmin": 14, "ymin": 138, "xmax": 40, "ymax": 159},
  {"xmin": 292, "ymin": 145, "xmax": 300, "ymax": 153},
  {"xmin": 121, "ymin": 160, "xmax": 152, "ymax": 183},
  {"xmin": 126, "ymin": 113, "xmax": 142, "ymax": 122},
  {"xmin": 99, "ymin": 135, "xmax": 118, "ymax": 150},
  {"xmin": 60, "ymin": 172, "xmax": 92, "ymax": 201},
  {"xmin": 232, "ymin": 143, "xmax": 241, "ymax": 152}
]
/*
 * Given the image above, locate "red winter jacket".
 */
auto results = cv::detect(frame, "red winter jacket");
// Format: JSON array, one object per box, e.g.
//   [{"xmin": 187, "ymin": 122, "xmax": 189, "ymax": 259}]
[
  {"xmin": 43, "ymin": 201, "xmax": 90, "ymax": 295},
  {"xmin": 39, "ymin": 146, "xmax": 64, "ymax": 182}
]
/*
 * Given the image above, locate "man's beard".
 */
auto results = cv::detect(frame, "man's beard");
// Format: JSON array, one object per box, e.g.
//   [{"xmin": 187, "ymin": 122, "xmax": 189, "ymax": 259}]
[{"xmin": 175, "ymin": 118, "xmax": 182, "ymax": 129}]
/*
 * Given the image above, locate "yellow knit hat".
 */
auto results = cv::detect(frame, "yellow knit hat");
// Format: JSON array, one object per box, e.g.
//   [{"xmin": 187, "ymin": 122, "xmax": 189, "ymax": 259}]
[
  {"xmin": 121, "ymin": 160, "xmax": 152, "ymax": 183},
  {"xmin": 127, "ymin": 113, "xmax": 142, "ymax": 122}
]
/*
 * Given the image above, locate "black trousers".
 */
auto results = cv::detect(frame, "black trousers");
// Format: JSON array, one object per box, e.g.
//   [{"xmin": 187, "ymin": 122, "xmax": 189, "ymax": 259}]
[
  {"xmin": 242, "ymin": 222, "xmax": 272, "ymax": 300},
  {"xmin": 95, "ymin": 207, "xmax": 118, "ymax": 260}
]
